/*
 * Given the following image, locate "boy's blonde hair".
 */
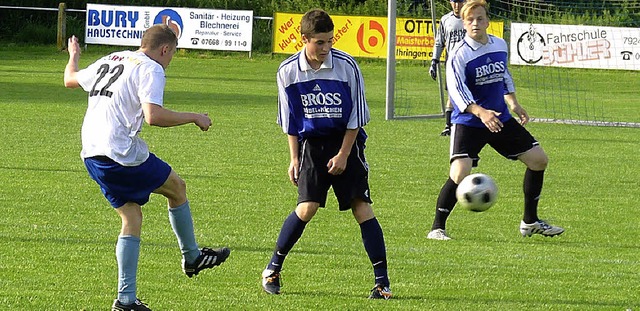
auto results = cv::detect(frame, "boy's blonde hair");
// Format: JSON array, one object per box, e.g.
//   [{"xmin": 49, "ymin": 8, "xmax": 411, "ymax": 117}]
[{"xmin": 461, "ymin": 0, "xmax": 489, "ymax": 19}]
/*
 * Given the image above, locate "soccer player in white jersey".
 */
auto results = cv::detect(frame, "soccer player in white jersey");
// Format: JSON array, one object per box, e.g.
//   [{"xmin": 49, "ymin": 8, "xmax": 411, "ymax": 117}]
[
  {"xmin": 63, "ymin": 25, "xmax": 230, "ymax": 311},
  {"xmin": 426, "ymin": 0, "xmax": 564, "ymax": 241},
  {"xmin": 261, "ymin": 9, "xmax": 391, "ymax": 299},
  {"xmin": 430, "ymin": 0, "xmax": 466, "ymax": 136}
]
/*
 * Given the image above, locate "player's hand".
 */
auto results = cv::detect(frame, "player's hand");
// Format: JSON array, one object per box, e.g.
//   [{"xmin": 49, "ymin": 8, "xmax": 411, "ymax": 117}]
[
  {"xmin": 327, "ymin": 153, "xmax": 348, "ymax": 175},
  {"xmin": 511, "ymin": 105, "xmax": 530, "ymax": 125},
  {"xmin": 67, "ymin": 35, "xmax": 81, "ymax": 61},
  {"xmin": 478, "ymin": 109, "xmax": 503, "ymax": 133},
  {"xmin": 194, "ymin": 113, "xmax": 212, "ymax": 131},
  {"xmin": 429, "ymin": 60, "xmax": 439, "ymax": 80},
  {"xmin": 288, "ymin": 160, "xmax": 300, "ymax": 186}
]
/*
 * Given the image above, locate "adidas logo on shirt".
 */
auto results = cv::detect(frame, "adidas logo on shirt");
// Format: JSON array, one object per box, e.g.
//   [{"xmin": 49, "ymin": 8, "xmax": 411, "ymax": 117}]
[{"xmin": 312, "ymin": 84, "xmax": 322, "ymax": 92}]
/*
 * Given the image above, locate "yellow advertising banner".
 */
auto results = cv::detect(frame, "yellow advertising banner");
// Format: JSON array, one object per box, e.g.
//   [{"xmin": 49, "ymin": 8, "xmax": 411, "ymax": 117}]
[{"xmin": 273, "ymin": 12, "xmax": 504, "ymax": 61}]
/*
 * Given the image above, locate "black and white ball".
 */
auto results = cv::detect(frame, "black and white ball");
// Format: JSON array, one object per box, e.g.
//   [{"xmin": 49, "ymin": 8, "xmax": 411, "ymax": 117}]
[{"xmin": 456, "ymin": 173, "xmax": 498, "ymax": 212}]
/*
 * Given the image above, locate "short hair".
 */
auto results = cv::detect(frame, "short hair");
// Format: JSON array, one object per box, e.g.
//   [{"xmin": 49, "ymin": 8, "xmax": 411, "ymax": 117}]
[
  {"xmin": 300, "ymin": 9, "xmax": 334, "ymax": 37},
  {"xmin": 461, "ymin": 0, "xmax": 489, "ymax": 20},
  {"xmin": 140, "ymin": 24, "xmax": 178, "ymax": 50}
]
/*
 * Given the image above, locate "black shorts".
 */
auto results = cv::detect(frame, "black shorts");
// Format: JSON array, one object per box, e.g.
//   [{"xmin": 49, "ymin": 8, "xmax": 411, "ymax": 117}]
[
  {"xmin": 297, "ymin": 135, "xmax": 372, "ymax": 211},
  {"xmin": 450, "ymin": 118, "xmax": 539, "ymax": 167}
]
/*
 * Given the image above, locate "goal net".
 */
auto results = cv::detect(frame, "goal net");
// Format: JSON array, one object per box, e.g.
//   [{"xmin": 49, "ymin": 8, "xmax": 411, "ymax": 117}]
[{"xmin": 388, "ymin": 0, "xmax": 640, "ymax": 127}]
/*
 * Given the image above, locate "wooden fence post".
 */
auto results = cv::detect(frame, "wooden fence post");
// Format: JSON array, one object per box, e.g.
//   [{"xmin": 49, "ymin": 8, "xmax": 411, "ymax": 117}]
[{"xmin": 57, "ymin": 2, "xmax": 67, "ymax": 50}]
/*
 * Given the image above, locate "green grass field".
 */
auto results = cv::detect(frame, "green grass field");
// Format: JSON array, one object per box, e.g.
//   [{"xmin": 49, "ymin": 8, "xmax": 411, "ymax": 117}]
[{"xmin": 0, "ymin": 45, "xmax": 638, "ymax": 310}]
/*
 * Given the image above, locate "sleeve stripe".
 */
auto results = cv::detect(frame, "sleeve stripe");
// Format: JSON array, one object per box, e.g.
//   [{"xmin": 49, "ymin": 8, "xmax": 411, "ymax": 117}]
[{"xmin": 332, "ymin": 49, "xmax": 368, "ymax": 127}]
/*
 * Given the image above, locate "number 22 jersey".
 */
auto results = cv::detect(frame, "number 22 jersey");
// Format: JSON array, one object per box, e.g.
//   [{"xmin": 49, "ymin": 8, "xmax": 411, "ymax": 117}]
[{"xmin": 75, "ymin": 51, "xmax": 166, "ymax": 166}]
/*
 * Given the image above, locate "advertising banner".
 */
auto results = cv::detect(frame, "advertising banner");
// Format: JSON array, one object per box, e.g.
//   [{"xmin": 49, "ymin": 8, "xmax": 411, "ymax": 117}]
[
  {"xmin": 510, "ymin": 23, "xmax": 640, "ymax": 71},
  {"xmin": 85, "ymin": 3, "xmax": 253, "ymax": 51},
  {"xmin": 273, "ymin": 12, "xmax": 503, "ymax": 60}
]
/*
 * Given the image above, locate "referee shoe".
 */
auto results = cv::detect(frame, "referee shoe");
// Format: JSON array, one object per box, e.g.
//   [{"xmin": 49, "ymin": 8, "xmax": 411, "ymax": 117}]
[{"xmin": 183, "ymin": 247, "xmax": 231, "ymax": 278}]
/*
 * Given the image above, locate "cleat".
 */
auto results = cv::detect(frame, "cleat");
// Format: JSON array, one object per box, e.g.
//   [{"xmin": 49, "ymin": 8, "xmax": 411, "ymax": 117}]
[
  {"xmin": 261, "ymin": 269, "xmax": 281, "ymax": 294},
  {"xmin": 520, "ymin": 220, "xmax": 564, "ymax": 237},
  {"xmin": 112, "ymin": 299, "xmax": 151, "ymax": 311},
  {"xmin": 368, "ymin": 284, "xmax": 392, "ymax": 300},
  {"xmin": 427, "ymin": 228, "xmax": 452, "ymax": 240},
  {"xmin": 440, "ymin": 126, "xmax": 451, "ymax": 136},
  {"xmin": 183, "ymin": 247, "xmax": 230, "ymax": 278}
]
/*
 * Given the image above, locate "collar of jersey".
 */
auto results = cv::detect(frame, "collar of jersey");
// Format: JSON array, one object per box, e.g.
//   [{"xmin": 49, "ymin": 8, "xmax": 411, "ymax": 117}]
[
  {"xmin": 299, "ymin": 47, "xmax": 333, "ymax": 72},
  {"xmin": 464, "ymin": 34, "xmax": 494, "ymax": 50}
]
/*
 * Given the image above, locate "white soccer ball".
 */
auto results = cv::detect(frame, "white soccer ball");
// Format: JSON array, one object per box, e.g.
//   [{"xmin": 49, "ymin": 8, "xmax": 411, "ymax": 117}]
[{"xmin": 456, "ymin": 173, "xmax": 498, "ymax": 212}]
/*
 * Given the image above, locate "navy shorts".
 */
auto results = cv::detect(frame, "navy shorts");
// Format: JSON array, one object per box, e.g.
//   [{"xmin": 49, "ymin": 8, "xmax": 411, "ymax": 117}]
[
  {"xmin": 450, "ymin": 118, "xmax": 539, "ymax": 167},
  {"xmin": 297, "ymin": 136, "xmax": 372, "ymax": 211},
  {"xmin": 84, "ymin": 153, "xmax": 172, "ymax": 208}
]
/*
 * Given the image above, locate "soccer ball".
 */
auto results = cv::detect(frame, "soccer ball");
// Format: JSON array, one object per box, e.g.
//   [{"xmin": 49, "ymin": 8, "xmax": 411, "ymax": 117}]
[{"xmin": 455, "ymin": 173, "xmax": 498, "ymax": 212}]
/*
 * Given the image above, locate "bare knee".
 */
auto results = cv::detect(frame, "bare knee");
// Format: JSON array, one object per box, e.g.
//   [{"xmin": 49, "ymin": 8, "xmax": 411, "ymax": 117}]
[
  {"xmin": 295, "ymin": 202, "xmax": 319, "ymax": 222},
  {"xmin": 116, "ymin": 203, "xmax": 143, "ymax": 237},
  {"xmin": 155, "ymin": 171, "xmax": 188, "ymax": 206},
  {"xmin": 521, "ymin": 147, "xmax": 548, "ymax": 171},
  {"xmin": 351, "ymin": 199, "xmax": 374, "ymax": 224}
]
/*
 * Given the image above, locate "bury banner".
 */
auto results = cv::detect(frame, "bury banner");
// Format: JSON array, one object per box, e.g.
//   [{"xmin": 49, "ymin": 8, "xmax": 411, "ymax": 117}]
[
  {"xmin": 85, "ymin": 3, "xmax": 253, "ymax": 51},
  {"xmin": 272, "ymin": 12, "xmax": 503, "ymax": 60},
  {"xmin": 510, "ymin": 23, "xmax": 640, "ymax": 71}
]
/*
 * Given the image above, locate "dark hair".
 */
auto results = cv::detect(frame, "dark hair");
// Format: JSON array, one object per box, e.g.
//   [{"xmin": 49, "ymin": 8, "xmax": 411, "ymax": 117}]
[
  {"xmin": 140, "ymin": 24, "xmax": 178, "ymax": 50},
  {"xmin": 300, "ymin": 9, "xmax": 334, "ymax": 37}
]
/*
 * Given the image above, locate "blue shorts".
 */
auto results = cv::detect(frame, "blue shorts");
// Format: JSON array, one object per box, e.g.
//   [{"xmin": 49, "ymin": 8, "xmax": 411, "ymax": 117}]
[{"xmin": 84, "ymin": 153, "xmax": 172, "ymax": 208}]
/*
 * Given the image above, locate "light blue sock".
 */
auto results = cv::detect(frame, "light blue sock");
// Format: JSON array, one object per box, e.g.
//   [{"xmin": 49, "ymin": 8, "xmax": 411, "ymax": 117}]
[
  {"xmin": 168, "ymin": 201, "xmax": 200, "ymax": 264},
  {"xmin": 116, "ymin": 235, "xmax": 140, "ymax": 305}
]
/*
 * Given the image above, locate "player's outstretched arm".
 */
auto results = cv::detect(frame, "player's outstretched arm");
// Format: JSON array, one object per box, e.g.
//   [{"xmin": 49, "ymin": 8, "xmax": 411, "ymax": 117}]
[
  {"xmin": 142, "ymin": 103, "xmax": 212, "ymax": 131},
  {"xmin": 64, "ymin": 35, "xmax": 81, "ymax": 88}
]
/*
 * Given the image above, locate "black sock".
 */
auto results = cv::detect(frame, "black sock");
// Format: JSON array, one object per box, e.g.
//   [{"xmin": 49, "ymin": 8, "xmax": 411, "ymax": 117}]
[
  {"xmin": 267, "ymin": 211, "xmax": 307, "ymax": 272},
  {"xmin": 445, "ymin": 110, "xmax": 452, "ymax": 127},
  {"xmin": 360, "ymin": 218, "xmax": 389, "ymax": 287},
  {"xmin": 432, "ymin": 178, "xmax": 458, "ymax": 230},
  {"xmin": 523, "ymin": 168, "xmax": 545, "ymax": 224}
]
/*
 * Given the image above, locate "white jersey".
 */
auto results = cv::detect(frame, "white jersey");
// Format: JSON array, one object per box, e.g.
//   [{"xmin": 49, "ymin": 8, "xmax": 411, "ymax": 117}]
[
  {"xmin": 277, "ymin": 47, "xmax": 370, "ymax": 142},
  {"xmin": 75, "ymin": 50, "xmax": 166, "ymax": 166},
  {"xmin": 432, "ymin": 11, "xmax": 466, "ymax": 61}
]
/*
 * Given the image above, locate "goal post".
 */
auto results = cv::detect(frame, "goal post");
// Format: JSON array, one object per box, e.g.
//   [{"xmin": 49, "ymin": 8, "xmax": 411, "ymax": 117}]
[
  {"xmin": 385, "ymin": 0, "xmax": 446, "ymax": 120},
  {"xmin": 385, "ymin": 0, "xmax": 640, "ymax": 127}
]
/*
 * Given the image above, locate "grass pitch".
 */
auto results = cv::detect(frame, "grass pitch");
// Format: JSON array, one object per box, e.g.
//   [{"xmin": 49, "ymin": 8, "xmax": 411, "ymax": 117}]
[{"xmin": 0, "ymin": 45, "xmax": 638, "ymax": 310}]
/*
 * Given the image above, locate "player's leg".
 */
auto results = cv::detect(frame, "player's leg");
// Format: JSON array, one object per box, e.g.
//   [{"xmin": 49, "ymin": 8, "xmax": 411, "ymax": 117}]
[
  {"xmin": 429, "ymin": 125, "xmax": 483, "ymax": 240},
  {"xmin": 491, "ymin": 121, "xmax": 563, "ymax": 237},
  {"xmin": 262, "ymin": 201, "xmax": 319, "ymax": 294},
  {"xmin": 441, "ymin": 99, "xmax": 453, "ymax": 136},
  {"xmin": 113, "ymin": 202, "xmax": 144, "ymax": 308},
  {"xmin": 518, "ymin": 146, "xmax": 563, "ymax": 237},
  {"xmin": 351, "ymin": 200, "xmax": 392, "ymax": 299},
  {"xmin": 428, "ymin": 157, "xmax": 473, "ymax": 240},
  {"xmin": 518, "ymin": 145, "xmax": 548, "ymax": 223},
  {"xmin": 263, "ymin": 137, "xmax": 330, "ymax": 294},
  {"xmin": 154, "ymin": 166, "xmax": 230, "ymax": 277}
]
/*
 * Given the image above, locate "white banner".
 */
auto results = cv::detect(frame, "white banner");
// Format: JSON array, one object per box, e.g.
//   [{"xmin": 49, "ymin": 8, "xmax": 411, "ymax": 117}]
[
  {"xmin": 85, "ymin": 4, "xmax": 253, "ymax": 52},
  {"xmin": 510, "ymin": 23, "xmax": 640, "ymax": 71}
]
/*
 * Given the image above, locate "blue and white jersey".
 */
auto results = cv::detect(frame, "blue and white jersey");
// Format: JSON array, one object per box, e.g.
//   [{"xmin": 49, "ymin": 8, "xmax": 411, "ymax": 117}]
[
  {"xmin": 446, "ymin": 35, "xmax": 516, "ymax": 128},
  {"xmin": 277, "ymin": 47, "xmax": 370, "ymax": 142},
  {"xmin": 432, "ymin": 11, "xmax": 466, "ymax": 62}
]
